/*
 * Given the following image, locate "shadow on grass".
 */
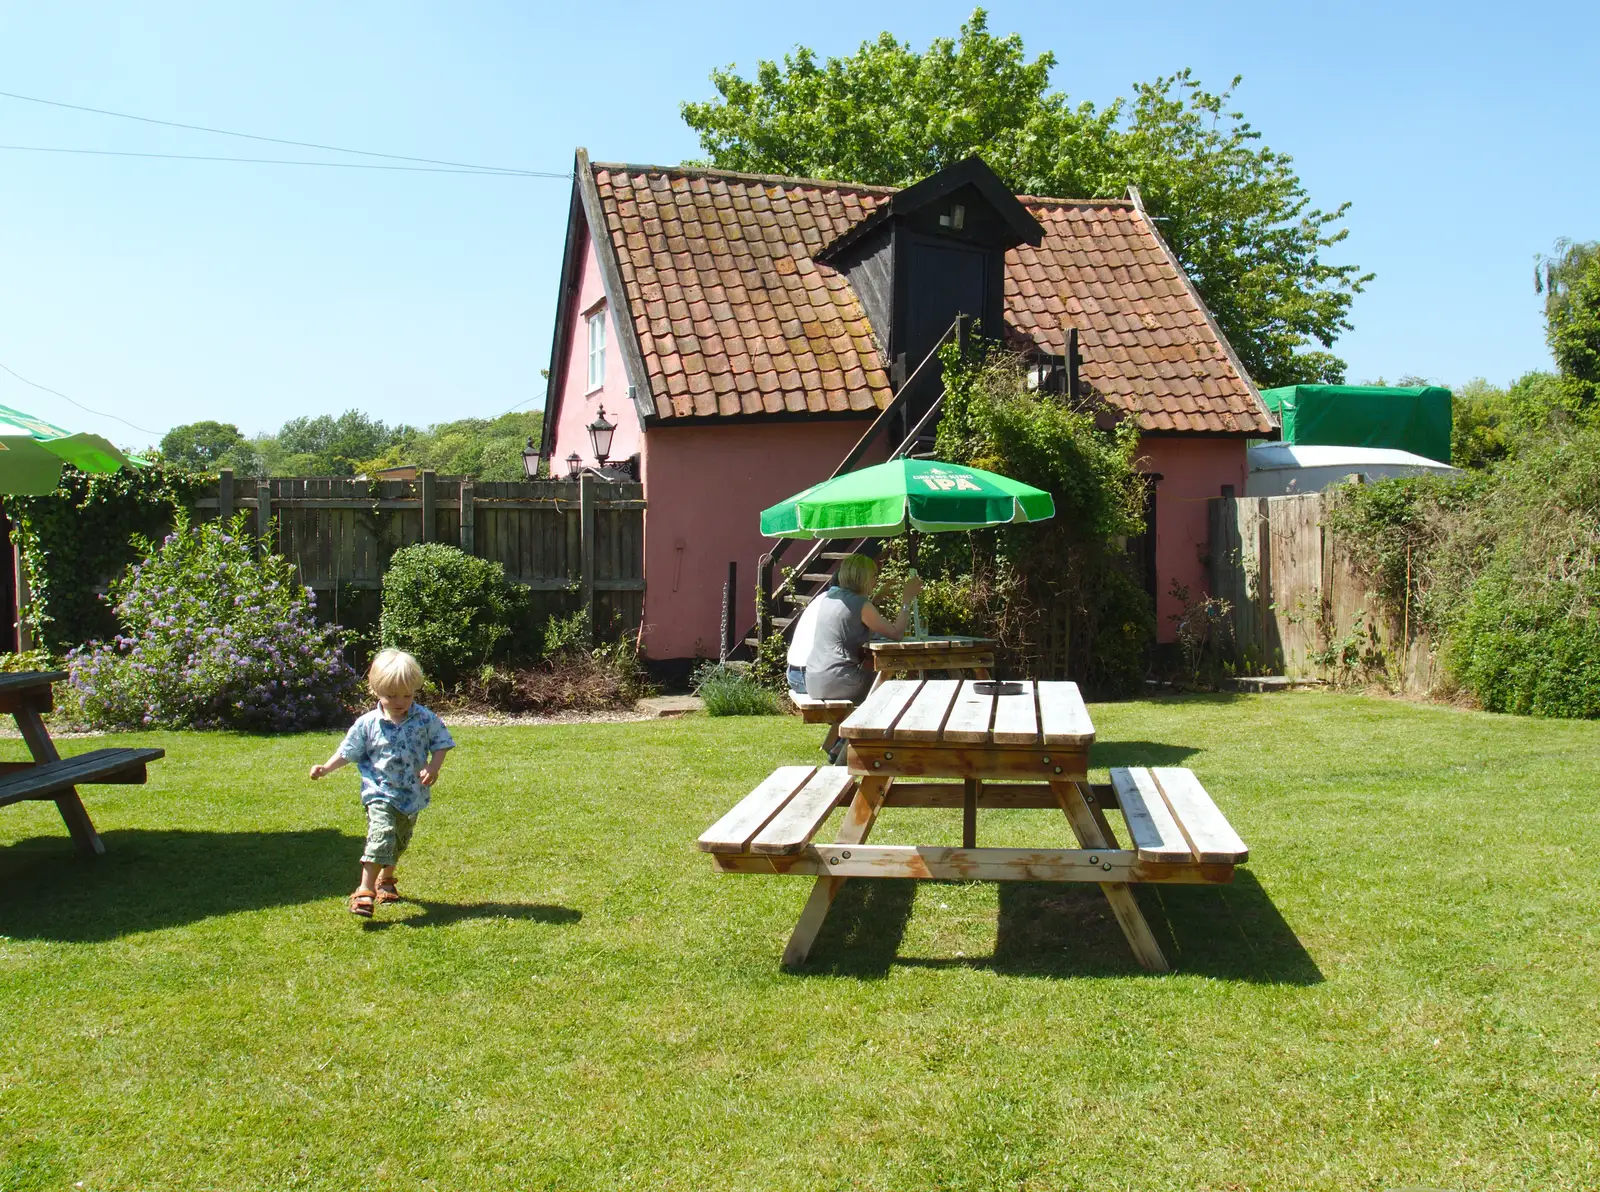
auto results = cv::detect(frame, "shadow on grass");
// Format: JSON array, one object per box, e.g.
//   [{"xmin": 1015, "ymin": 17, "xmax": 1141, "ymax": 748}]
[
  {"xmin": 797, "ymin": 871, "xmax": 1320, "ymax": 983},
  {"xmin": 0, "ymin": 828, "xmax": 357, "ymax": 942},
  {"xmin": 365, "ymin": 901, "xmax": 582, "ymax": 931},
  {"xmin": 1088, "ymin": 739, "xmax": 1200, "ymax": 769},
  {"xmin": 789, "ymin": 878, "xmax": 918, "ymax": 978}
]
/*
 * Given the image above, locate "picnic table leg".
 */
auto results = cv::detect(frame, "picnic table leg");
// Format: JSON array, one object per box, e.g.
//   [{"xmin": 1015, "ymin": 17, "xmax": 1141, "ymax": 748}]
[
  {"xmin": 1076, "ymin": 780, "xmax": 1120, "ymax": 847},
  {"xmin": 15, "ymin": 707, "xmax": 105, "ymax": 857},
  {"xmin": 781, "ymin": 774, "xmax": 889, "ymax": 967},
  {"xmin": 1050, "ymin": 780, "xmax": 1167, "ymax": 973},
  {"xmin": 962, "ymin": 778, "xmax": 978, "ymax": 848}
]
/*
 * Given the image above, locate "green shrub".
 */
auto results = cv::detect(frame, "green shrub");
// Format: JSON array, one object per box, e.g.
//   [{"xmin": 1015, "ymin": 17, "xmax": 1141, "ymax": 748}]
[
  {"xmin": 541, "ymin": 607, "xmax": 592, "ymax": 656},
  {"xmin": 693, "ymin": 662, "xmax": 783, "ymax": 716},
  {"xmin": 379, "ymin": 544, "xmax": 531, "ymax": 683},
  {"xmin": 1449, "ymin": 568, "xmax": 1600, "ymax": 718}
]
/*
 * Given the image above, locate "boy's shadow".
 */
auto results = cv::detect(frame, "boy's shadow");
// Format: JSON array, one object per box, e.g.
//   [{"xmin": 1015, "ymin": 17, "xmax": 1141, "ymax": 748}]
[{"xmin": 365, "ymin": 901, "xmax": 582, "ymax": 930}]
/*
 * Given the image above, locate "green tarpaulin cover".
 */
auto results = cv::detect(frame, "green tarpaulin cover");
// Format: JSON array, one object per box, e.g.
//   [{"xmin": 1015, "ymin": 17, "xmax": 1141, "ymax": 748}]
[{"xmin": 1259, "ymin": 385, "xmax": 1452, "ymax": 465}]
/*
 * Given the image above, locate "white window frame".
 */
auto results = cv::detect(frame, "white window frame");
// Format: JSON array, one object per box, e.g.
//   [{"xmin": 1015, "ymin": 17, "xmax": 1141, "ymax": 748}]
[{"xmin": 586, "ymin": 307, "xmax": 607, "ymax": 393}]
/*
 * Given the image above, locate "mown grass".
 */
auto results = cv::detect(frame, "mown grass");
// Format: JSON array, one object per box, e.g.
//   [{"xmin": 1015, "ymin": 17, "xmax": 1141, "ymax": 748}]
[{"xmin": 2, "ymin": 692, "xmax": 1597, "ymax": 1191}]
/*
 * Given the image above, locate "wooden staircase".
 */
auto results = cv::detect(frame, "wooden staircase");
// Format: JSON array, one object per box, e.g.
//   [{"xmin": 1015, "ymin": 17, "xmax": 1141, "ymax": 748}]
[{"xmin": 739, "ymin": 316, "xmax": 969, "ymax": 657}]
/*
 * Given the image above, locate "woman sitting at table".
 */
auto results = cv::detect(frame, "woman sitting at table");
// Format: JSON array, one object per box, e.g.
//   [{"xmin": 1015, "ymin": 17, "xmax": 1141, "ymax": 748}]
[{"xmin": 804, "ymin": 553, "xmax": 923, "ymax": 705}]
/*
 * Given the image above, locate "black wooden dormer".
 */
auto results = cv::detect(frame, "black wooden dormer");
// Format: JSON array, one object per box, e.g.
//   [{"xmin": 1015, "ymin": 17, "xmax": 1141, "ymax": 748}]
[{"xmin": 815, "ymin": 155, "xmax": 1045, "ymax": 384}]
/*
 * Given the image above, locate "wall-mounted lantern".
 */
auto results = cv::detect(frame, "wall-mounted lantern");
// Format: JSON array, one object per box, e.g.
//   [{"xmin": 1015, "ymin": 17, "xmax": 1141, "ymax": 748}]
[{"xmin": 587, "ymin": 405, "xmax": 616, "ymax": 468}]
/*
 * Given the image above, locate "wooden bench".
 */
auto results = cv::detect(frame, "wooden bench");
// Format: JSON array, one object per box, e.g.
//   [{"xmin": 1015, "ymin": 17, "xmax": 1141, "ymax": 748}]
[
  {"xmin": 697, "ymin": 765, "xmax": 856, "ymax": 857},
  {"xmin": 0, "ymin": 748, "xmax": 167, "ymax": 808},
  {"xmin": 789, "ymin": 692, "xmax": 855, "ymax": 754},
  {"xmin": 1109, "ymin": 767, "xmax": 1249, "ymax": 866}
]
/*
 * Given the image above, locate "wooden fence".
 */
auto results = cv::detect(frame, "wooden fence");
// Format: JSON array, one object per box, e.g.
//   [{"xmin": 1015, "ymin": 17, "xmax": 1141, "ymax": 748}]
[
  {"xmin": 200, "ymin": 470, "xmax": 645, "ymax": 635},
  {"xmin": 1207, "ymin": 492, "xmax": 1437, "ymax": 691}
]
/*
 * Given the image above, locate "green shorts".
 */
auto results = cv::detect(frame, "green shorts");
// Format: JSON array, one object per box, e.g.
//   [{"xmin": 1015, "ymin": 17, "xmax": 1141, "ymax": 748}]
[{"xmin": 361, "ymin": 801, "xmax": 418, "ymax": 868}]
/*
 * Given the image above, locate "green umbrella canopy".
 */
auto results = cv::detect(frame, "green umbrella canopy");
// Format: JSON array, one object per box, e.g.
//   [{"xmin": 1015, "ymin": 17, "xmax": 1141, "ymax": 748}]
[
  {"xmin": 0, "ymin": 403, "xmax": 144, "ymax": 495},
  {"xmin": 760, "ymin": 458, "xmax": 1055, "ymax": 540}
]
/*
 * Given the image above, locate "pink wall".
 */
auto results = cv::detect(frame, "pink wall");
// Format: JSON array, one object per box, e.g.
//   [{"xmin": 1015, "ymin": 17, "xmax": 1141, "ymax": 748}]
[
  {"xmin": 639, "ymin": 421, "xmax": 877, "ymax": 660},
  {"xmin": 1139, "ymin": 436, "xmax": 1248, "ymax": 643},
  {"xmin": 549, "ymin": 233, "xmax": 642, "ymax": 471}
]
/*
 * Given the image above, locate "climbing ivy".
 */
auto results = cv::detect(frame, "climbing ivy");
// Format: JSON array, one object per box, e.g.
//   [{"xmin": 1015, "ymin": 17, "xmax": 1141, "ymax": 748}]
[{"xmin": 4, "ymin": 465, "xmax": 210, "ymax": 654}]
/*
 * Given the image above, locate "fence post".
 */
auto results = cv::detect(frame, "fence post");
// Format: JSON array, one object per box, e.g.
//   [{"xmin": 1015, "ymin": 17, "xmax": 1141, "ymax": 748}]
[
  {"xmin": 459, "ymin": 479, "xmax": 475, "ymax": 555},
  {"xmin": 420, "ymin": 470, "xmax": 436, "ymax": 543},
  {"xmin": 579, "ymin": 471, "xmax": 596, "ymax": 633},
  {"xmin": 256, "ymin": 478, "xmax": 272, "ymax": 546},
  {"xmin": 1255, "ymin": 496, "xmax": 1272, "ymax": 663},
  {"xmin": 218, "ymin": 469, "xmax": 234, "ymax": 522}
]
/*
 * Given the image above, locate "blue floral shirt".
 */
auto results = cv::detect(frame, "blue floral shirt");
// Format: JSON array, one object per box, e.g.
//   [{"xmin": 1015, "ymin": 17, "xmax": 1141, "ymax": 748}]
[{"xmin": 337, "ymin": 704, "xmax": 456, "ymax": 815}]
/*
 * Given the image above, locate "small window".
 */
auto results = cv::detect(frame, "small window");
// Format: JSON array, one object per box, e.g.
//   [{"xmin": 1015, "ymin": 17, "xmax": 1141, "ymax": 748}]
[
  {"xmin": 939, "ymin": 204, "xmax": 966, "ymax": 230},
  {"xmin": 586, "ymin": 308, "xmax": 607, "ymax": 391}
]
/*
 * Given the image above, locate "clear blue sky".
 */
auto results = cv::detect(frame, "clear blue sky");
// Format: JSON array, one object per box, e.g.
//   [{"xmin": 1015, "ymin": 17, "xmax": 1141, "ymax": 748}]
[{"xmin": 0, "ymin": 0, "xmax": 1594, "ymax": 449}]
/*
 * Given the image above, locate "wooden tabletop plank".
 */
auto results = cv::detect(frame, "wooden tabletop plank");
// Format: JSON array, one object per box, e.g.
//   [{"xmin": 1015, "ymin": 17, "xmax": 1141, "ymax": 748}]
[
  {"xmin": 892, "ymin": 679, "xmax": 961, "ymax": 742},
  {"xmin": 868, "ymin": 636, "xmax": 995, "ymax": 653},
  {"xmin": 0, "ymin": 671, "xmax": 66, "ymax": 694},
  {"xmin": 990, "ymin": 680, "xmax": 1040, "ymax": 745},
  {"xmin": 697, "ymin": 766, "xmax": 816, "ymax": 854},
  {"xmin": 1110, "ymin": 768, "xmax": 1193, "ymax": 863},
  {"xmin": 840, "ymin": 679, "xmax": 924, "ymax": 740},
  {"xmin": 1037, "ymin": 681, "xmax": 1094, "ymax": 745},
  {"xmin": 941, "ymin": 681, "xmax": 996, "ymax": 744},
  {"xmin": 751, "ymin": 766, "xmax": 855, "ymax": 854},
  {"xmin": 1152, "ymin": 767, "xmax": 1249, "ymax": 863}
]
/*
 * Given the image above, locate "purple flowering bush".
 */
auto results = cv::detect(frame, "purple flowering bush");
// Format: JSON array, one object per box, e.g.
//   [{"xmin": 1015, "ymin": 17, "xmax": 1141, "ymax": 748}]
[{"xmin": 67, "ymin": 511, "xmax": 359, "ymax": 730}]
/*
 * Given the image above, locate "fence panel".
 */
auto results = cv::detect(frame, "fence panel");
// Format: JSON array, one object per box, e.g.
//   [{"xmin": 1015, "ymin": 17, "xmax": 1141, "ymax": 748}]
[
  {"xmin": 1207, "ymin": 491, "xmax": 1434, "ymax": 691},
  {"xmin": 192, "ymin": 471, "xmax": 644, "ymax": 639}
]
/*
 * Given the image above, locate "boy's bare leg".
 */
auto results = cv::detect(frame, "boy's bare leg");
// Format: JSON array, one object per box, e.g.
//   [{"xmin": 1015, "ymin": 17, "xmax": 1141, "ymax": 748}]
[{"xmin": 357, "ymin": 861, "xmax": 381, "ymax": 894}]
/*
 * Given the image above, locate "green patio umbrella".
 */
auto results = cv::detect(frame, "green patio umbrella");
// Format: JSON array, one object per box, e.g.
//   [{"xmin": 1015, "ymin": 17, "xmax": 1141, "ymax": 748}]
[
  {"xmin": 0, "ymin": 403, "xmax": 144, "ymax": 495},
  {"xmin": 760, "ymin": 458, "xmax": 1055, "ymax": 540}
]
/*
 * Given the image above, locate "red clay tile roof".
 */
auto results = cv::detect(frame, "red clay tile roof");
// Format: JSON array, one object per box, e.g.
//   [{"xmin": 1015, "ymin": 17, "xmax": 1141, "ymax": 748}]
[
  {"xmin": 587, "ymin": 162, "xmax": 1270, "ymax": 434},
  {"xmin": 1007, "ymin": 198, "xmax": 1269, "ymax": 434},
  {"xmin": 591, "ymin": 163, "xmax": 895, "ymax": 419}
]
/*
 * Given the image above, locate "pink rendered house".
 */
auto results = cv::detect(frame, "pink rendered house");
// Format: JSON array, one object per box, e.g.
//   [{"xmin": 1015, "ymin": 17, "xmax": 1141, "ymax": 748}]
[{"xmin": 541, "ymin": 151, "xmax": 1276, "ymax": 670}]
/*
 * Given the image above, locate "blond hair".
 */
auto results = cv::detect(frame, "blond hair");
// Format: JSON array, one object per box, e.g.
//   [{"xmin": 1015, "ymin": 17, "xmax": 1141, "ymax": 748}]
[
  {"xmin": 368, "ymin": 648, "xmax": 424, "ymax": 698},
  {"xmin": 836, "ymin": 553, "xmax": 878, "ymax": 597}
]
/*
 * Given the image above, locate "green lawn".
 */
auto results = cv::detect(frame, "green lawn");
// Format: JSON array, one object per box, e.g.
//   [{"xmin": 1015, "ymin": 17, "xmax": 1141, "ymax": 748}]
[{"xmin": 2, "ymin": 693, "xmax": 1597, "ymax": 1191}]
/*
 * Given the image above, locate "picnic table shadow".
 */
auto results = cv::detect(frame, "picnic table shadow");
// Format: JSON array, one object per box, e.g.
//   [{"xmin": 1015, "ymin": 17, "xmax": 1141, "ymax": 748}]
[
  {"xmin": 0, "ymin": 829, "xmax": 579, "ymax": 943},
  {"xmin": 795, "ymin": 870, "xmax": 1320, "ymax": 984}
]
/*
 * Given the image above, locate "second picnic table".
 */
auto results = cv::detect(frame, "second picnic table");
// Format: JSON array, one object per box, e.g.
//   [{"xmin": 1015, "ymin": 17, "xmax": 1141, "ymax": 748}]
[
  {"xmin": 0, "ymin": 671, "xmax": 164, "ymax": 855},
  {"xmin": 866, "ymin": 634, "xmax": 996, "ymax": 692}
]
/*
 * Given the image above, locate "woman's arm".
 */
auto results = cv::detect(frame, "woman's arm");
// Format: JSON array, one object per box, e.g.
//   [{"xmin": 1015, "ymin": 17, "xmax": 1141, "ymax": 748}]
[{"xmin": 861, "ymin": 576, "xmax": 923, "ymax": 640}]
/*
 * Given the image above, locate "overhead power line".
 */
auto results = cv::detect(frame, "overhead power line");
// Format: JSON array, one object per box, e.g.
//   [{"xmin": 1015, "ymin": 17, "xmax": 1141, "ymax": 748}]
[
  {"xmin": 0, "ymin": 143, "xmax": 557, "ymax": 175},
  {"xmin": 0, "ymin": 360, "xmax": 162, "ymax": 437},
  {"xmin": 0, "ymin": 88, "xmax": 566, "ymax": 177}
]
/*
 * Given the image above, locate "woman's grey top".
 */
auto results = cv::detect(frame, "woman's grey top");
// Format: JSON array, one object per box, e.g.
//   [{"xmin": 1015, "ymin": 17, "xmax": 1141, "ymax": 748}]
[{"xmin": 804, "ymin": 587, "xmax": 873, "ymax": 701}]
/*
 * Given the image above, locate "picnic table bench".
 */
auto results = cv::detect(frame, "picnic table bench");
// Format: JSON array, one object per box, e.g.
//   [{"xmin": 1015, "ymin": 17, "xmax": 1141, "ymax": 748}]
[
  {"xmin": 0, "ymin": 671, "xmax": 164, "ymax": 856},
  {"xmin": 700, "ymin": 678, "xmax": 1248, "ymax": 972}
]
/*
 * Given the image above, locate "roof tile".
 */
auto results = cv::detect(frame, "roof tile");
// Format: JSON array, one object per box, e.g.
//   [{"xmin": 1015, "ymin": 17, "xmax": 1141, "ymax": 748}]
[{"xmin": 589, "ymin": 164, "xmax": 1267, "ymax": 433}]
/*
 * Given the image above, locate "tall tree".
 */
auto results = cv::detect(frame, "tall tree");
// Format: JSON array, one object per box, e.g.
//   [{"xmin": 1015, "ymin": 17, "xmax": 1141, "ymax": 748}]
[
  {"xmin": 1537, "ymin": 239, "xmax": 1600, "ymax": 411},
  {"xmin": 681, "ymin": 9, "xmax": 1369, "ymax": 387},
  {"xmin": 158, "ymin": 420, "xmax": 247, "ymax": 471}
]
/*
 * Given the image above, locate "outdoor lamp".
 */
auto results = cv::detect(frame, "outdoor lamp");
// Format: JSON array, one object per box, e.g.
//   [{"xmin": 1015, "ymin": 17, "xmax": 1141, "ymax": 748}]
[
  {"xmin": 521, "ymin": 437, "xmax": 540, "ymax": 480},
  {"xmin": 565, "ymin": 451, "xmax": 582, "ymax": 478},
  {"xmin": 587, "ymin": 405, "xmax": 616, "ymax": 467}
]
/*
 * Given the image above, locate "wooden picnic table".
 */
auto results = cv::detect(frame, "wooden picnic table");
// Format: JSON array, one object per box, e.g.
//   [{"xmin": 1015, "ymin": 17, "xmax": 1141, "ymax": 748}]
[
  {"xmin": 701, "ymin": 677, "xmax": 1249, "ymax": 972},
  {"xmin": 866, "ymin": 635, "xmax": 995, "ymax": 692},
  {"xmin": 0, "ymin": 671, "xmax": 164, "ymax": 856}
]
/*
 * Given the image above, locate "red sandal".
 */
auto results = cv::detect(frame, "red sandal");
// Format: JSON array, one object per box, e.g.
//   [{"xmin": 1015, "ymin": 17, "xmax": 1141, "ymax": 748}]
[
  {"xmin": 349, "ymin": 889, "xmax": 375, "ymax": 917},
  {"xmin": 375, "ymin": 876, "xmax": 400, "ymax": 904}
]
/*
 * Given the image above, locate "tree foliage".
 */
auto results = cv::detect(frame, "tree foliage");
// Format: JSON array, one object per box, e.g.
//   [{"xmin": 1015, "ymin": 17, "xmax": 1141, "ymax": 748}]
[
  {"xmin": 158, "ymin": 421, "xmax": 248, "ymax": 471},
  {"xmin": 1537, "ymin": 239, "xmax": 1600, "ymax": 412},
  {"xmin": 158, "ymin": 409, "xmax": 542, "ymax": 479},
  {"xmin": 681, "ymin": 9, "xmax": 1369, "ymax": 386}
]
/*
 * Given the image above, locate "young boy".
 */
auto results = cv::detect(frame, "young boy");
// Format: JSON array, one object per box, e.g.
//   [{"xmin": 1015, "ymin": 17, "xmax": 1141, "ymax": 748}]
[{"xmin": 309, "ymin": 648, "xmax": 455, "ymax": 917}]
